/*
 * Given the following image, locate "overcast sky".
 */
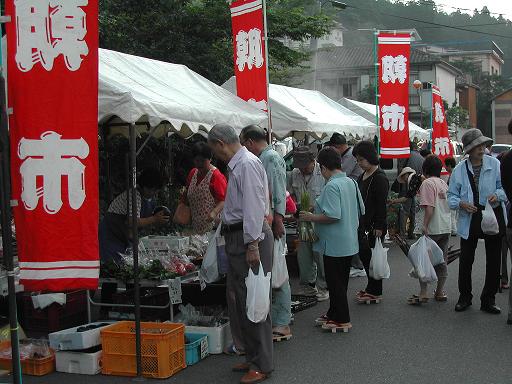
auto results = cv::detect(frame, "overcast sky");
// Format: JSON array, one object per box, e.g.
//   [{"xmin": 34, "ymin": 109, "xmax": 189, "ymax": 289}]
[{"xmin": 432, "ymin": 1, "xmax": 512, "ymax": 21}]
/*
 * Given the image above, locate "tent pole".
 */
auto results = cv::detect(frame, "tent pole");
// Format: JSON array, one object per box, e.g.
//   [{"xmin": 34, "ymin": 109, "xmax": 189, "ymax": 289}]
[
  {"xmin": 262, "ymin": 0, "xmax": 272, "ymax": 142},
  {"xmin": 0, "ymin": 70, "xmax": 22, "ymax": 384},
  {"xmin": 129, "ymin": 123, "xmax": 143, "ymax": 379},
  {"xmin": 373, "ymin": 29, "xmax": 380, "ymax": 154}
]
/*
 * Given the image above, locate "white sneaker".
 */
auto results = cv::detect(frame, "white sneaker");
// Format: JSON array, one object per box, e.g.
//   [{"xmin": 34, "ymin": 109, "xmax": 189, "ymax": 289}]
[
  {"xmin": 350, "ymin": 267, "xmax": 367, "ymax": 278},
  {"xmin": 316, "ymin": 289, "xmax": 329, "ymax": 302}
]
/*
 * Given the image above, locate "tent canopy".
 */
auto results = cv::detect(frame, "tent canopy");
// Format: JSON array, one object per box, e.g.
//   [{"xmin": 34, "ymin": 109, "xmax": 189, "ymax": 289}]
[
  {"xmin": 222, "ymin": 77, "xmax": 376, "ymax": 140},
  {"xmin": 338, "ymin": 98, "xmax": 430, "ymax": 141},
  {"xmin": 99, "ymin": 49, "xmax": 268, "ymax": 138}
]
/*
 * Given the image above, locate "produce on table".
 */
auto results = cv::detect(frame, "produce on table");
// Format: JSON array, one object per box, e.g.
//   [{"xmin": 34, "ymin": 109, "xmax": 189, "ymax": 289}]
[{"xmin": 298, "ymin": 192, "xmax": 318, "ymax": 242}]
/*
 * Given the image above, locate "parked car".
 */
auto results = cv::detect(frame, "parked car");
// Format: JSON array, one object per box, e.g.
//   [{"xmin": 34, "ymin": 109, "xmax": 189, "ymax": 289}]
[{"xmin": 490, "ymin": 144, "xmax": 512, "ymax": 158}]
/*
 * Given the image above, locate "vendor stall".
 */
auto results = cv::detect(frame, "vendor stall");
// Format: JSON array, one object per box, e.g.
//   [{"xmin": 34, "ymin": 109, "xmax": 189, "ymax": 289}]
[
  {"xmin": 222, "ymin": 77, "xmax": 376, "ymax": 140},
  {"xmin": 338, "ymin": 97, "xmax": 430, "ymax": 141},
  {"xmin": 99, "ymin": 49, "xmax": 268, "ymax": 137}
]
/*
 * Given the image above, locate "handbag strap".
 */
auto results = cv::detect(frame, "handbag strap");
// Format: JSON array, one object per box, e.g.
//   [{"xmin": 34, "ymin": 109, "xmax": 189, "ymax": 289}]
[
  {"xmin": 464, "ymin": 160, "xmax": 479, "ymax": 207},
  {"xmin": 352, "ymin": 179, "xmax": 362, "ymax": 217}
]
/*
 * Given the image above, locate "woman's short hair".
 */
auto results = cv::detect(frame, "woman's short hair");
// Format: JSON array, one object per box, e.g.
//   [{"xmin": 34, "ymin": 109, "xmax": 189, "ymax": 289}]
[
  {"xmin": 444, "ymin": 157, "xmax": 456, "ymax": 168},
  {"xmin": 420, "ymin": 149, "xmax": 432, "ymax": 158},
  {"xmin": 352, "ymin": 140, "xmax": 379, "ymax": 165},
  {"xmin": 139, "ymin": 167, "xmax": 164, "ymax": 189},
  {"xmin": 422, "ymin": 154, "xmax": 443, "ymax": 178},
  {"xmin": 192, "ymin": 141, "xmax": 212, "ymax": 160},
  {"xmin": 317, "ymin": 147, "xmax": 342, "ymax": 171}
]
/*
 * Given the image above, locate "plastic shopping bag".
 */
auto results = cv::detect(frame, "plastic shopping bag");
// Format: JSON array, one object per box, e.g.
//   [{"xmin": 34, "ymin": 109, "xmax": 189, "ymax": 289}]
[
  {"xmin": 407, "ymin": 236, "xmax": 438, "ymax": 283},
  {"xmin": 424, "ymin": 236, "xmax": 445, "ymax": 266},
  {"xmin": 272, "ymin": 239, "xmax": 289, "ymax": 288},
  {"xmin": 481, "ymin": 201, "xmax": 499, "ymax": 235},
  {"xmin": 369, "ymin": 238, "xmax": 390, "ymax": 280},
  {"xmin": 245, "ymin": 261, "xmax": 271, "ymax": 323},
  {"xmin": 200, "ymin": 226, "xmax": 221, "ymax": 284}
]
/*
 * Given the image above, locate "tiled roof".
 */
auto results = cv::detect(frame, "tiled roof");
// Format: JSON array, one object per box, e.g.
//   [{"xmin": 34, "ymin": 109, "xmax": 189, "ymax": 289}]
[{"xmin": 317, "ymin": 45, "xmax": 441, "ymax": 71}]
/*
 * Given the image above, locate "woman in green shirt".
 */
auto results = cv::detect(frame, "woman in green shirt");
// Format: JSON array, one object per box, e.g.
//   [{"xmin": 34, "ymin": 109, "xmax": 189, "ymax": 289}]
[{"xmin": 300, "ymin": 147, "xmax": 365, "ymax": 332}]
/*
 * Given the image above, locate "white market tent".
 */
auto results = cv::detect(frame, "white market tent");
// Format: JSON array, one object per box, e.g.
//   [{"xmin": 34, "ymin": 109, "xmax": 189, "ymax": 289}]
[
  {"xmin": 338, "ymin": 98, "xmax": 430, "ymax": 141},
  {"xmin": 222, "ymin": 77, "xmax": 376, "ymax": 140},
  {"xmin": 99, "ymin": 49, "xmax": 268, "ymax": 137}
]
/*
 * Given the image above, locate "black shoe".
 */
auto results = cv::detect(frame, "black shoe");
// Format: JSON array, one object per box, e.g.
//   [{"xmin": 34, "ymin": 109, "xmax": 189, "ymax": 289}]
[
  {"xmin": 480, "ymin": 304, "xmax": 501, "ymax": 314},
  {"xmin": 455, "ymin": 301, "xmax": 472, "ymax": 312}
]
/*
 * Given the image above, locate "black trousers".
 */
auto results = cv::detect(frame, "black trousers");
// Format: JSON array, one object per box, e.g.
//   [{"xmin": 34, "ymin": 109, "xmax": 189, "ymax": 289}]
[
  {"xmin": 324, "ymin": 255, "xmax": 353, "ymax": 324},
  {"xmin": 459, "ymin": 211, "xmax": 502, "ymax": 305},
  {"xmin": 359, "ymin": 234, "xmax": 383, "ymax": 296}
]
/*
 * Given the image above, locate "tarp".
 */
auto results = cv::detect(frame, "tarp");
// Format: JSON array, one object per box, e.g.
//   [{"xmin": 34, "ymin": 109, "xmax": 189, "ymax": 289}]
[
  {"xmin": 338, "ymin": 98, "xmax": 429, "ymax": 141},
  {"xmin": 98, "ymin": 49, "xmax": 268, "ymax": 137},
  {"xmin": 222, "ymin": 77, "xmax": 376, "ymax": 140}
]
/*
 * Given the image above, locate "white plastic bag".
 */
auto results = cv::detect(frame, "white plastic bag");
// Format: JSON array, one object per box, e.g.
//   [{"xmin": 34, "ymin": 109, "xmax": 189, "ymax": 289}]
[
  {"xmin": 369, "ymin": 238, "xmax": 390, "ymax": 279},
  {"xmin": 200, "ymin": 225, "xmax": 221, "ymax": 283},
  {"xmin": 272, "ymin": 239, "xmax": 289, "ymax": 288},
  {"xmin": 424, "ymin": 236, "xmax": 444, "ymax": 266},
  {"xmin": 481, "ymin": 201, "xmax": 499, "ymax": 235},
  {"xmin": 407, "ymin": 236, "xmax": 438, "ymax": 283},
  {"xmin": 245, "ymin": 261, "xmax": 271, "ymax": 323}
]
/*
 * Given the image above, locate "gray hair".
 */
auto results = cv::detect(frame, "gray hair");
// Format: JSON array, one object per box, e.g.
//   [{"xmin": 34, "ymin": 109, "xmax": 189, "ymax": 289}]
[{"xmin": 208, "ymin": 123, "xmax": 240, "ymax": 145}]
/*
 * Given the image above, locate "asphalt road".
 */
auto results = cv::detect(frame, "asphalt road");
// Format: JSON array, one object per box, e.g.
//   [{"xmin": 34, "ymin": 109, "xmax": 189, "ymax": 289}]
[{"xmin": 21, "ymin": 238, "xmax": 512, "ymax": 384}]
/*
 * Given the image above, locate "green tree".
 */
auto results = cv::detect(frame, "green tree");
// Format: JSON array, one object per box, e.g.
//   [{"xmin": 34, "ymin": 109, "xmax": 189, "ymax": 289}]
[
  {"xmin": 446, "ymin": 103, "xmax": 469, "ymax": 129},
  {"xmin": 99, "ymin": 0, "xmax": 333, "ymax": 85}
]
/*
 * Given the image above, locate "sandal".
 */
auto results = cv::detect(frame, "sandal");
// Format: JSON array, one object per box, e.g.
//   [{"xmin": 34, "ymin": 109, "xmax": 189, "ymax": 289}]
[
  {"xmin": 434, "ymin": 291, "xmax": 448, "ymax": 302},
  {"xmin": 321, "ymin": 320, "xmax": 352, "ymax": 333},
  {"xmin": 357, "ymin": 292, "xmax": 382, "ymax": 304},
  {"xmin": 272, "ymin": 331, "xmax": 292, "ymax": 342},
  {"xmin": 315, "ymin": 314, "xmax": 329, "ymax": 326},
  {"xmin": 407, "ymin": 294, "xmax": 429, "ymax": 305}
]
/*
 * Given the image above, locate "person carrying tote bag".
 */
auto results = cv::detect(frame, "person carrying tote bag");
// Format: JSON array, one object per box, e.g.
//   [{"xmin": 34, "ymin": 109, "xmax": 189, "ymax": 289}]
[{"xmin": 448, "ymin": 129, "xmax": 507, "ymax": 314}]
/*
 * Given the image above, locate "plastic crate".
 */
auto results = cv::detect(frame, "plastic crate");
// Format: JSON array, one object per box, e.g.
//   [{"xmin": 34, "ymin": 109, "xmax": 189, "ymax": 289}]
[
  {"xmin": 184, "ymin": 333, "xmax": 208, "ymax": 366},
  {"xmin": 100, "ymin": 321, "xmax": 185, "ymax": 379},
  {"xmin": 183, "ymin": 318, "xmax": 231, "ymax": 355},
  {"xmin": 20, "ymin": 290, "xmax": 87, "ymax": 334},
  {"xmin": 291, "ymin": 295, "xmax": 318, "ymax": 313},
  {"xmin": 55, "ymin": 347, "xmax": 102, "ymax": 375},
  {"xmin": 0, "ymin": 341, "xmax": 55, "ymax": 376}
]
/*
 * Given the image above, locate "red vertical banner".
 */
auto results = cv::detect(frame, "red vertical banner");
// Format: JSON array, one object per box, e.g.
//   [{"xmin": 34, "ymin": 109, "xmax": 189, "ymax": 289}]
[
  {"xmin": 230, "ymin": 0, "xmax": 269, "ymax": 112},
  {"xmin": 6, "ymin": 0, "xmax": 99, "ymax": 291},
  {"xmin": 378, "ymin": 33, "xmax": 411, "ymax": 158},
  {"xmin": 431, "ymin": 85, "xmax": 453, "ymax": 174}
]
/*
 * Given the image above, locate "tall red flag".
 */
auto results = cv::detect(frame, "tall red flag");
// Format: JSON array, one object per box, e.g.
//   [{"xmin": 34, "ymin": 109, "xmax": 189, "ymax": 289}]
[
  {"xmin": 230, "ymin": 0, "xmax": 269, "ymax": 112},
  {"xmin": 378, "ymin": 33, "xmax": 411, "ymax": 158},
  {"xmin": 431, "ymin": 85, "xmax": 453, "ymax": 175},
  {"xmin": 6, "ymin": 0, "xmax": 99, "ymax": 291}
]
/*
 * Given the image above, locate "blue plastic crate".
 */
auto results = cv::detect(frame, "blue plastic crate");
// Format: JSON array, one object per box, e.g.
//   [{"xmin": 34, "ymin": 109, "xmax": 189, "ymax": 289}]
[{"xmin": 185, "ymin": 333, "xmax": 209, "ymax": 366}]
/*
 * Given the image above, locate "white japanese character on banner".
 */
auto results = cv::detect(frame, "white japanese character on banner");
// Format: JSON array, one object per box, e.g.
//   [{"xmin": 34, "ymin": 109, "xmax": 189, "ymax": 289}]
[
  {"xmin": 18, "ymin": 131, "xmax": 90, "ymax": 214},
  {"xmin": 434, "ymin": 102, "xmax": 445, "ymax": 123},
  {"xmin": 15, "ymin": 0, "xmax": 89, "ymax": 72},
  {"xmin": 381, "ymin": 55, "xmax": 408, "ymax": 84},
  {"xmin": 235, "ymin": 28, "xmax": 264, "ymax": 72},
  {"xmin": 434, "ymin": 137, "xmax": 451, "ymax": 156},
  {"xmin": 381, "ymin": 103, "xmax": 406, "ymax": 132}
]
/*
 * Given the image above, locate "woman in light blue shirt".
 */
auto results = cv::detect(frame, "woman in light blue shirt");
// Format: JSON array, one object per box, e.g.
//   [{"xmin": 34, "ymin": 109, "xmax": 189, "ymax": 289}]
[
  {"xmin": 448, "ymin": 129, "xmax": 507, "ymax": 314},
  {"xmin": 300, "ymin": 147, "xmax": 365, "ymax": 332}
]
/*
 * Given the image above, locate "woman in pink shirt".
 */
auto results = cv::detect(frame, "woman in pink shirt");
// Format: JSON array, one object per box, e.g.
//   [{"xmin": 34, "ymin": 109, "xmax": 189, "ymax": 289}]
[{"xmin": 409, "ymin": 155, "xmax": 451, "ymax": 304}]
